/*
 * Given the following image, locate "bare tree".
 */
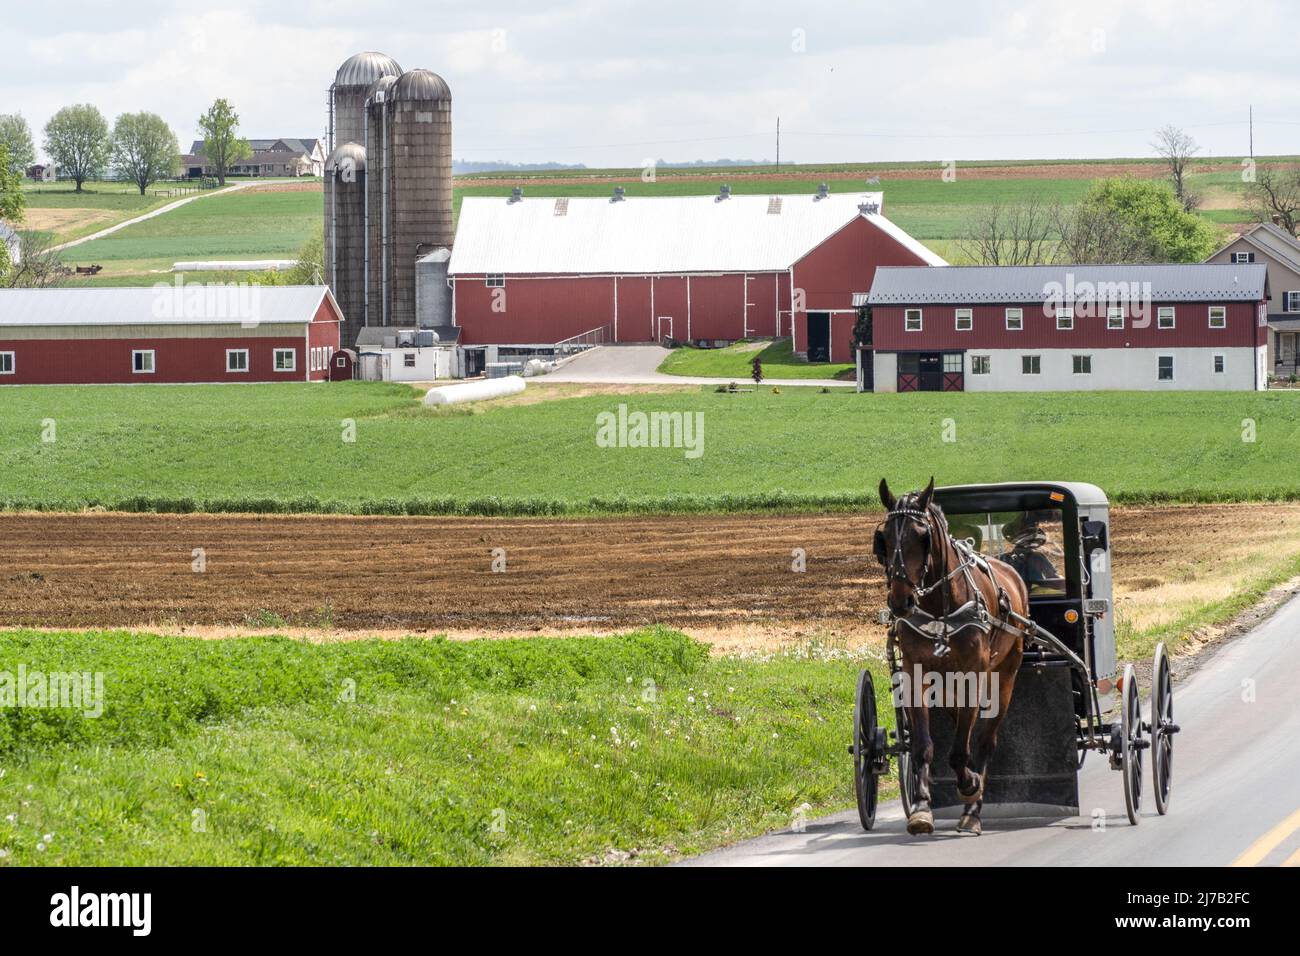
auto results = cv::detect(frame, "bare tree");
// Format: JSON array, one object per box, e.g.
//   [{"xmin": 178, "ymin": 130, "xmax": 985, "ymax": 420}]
[
  {"xmin": 3, "ymin": 233, "xmax": 68, "ymax": 288},
  {"xmin": 1052, "ymin": 201, "xmax": 1151, "ymax": 264},
  {"xmin": 957, "ymin": 195, "xmax": 1056, "ymax": 265},
  {"xmin": 1152, "ymin": 124, "xmax": 1200, "ymax": 211},
  {"xmin": 1245, "ymin": 165, "xmax": 1300, "ymax": 235}
]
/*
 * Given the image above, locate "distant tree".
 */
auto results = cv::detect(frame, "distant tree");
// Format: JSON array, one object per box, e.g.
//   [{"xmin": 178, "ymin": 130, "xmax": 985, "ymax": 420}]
[
  {"xmin": 851, "ymin": 304, "xmax": 872, "ymax": 349},
  {"xmin": 1052, "ymin": 198, "xmax": 1149, "ymax": 264},
  {"xmin": 3, "ymin": 232, "xmax": 66, "ymax": 288},
  {"xmin": 958, "ymin": 194, "xmax": 1055, "ymax": 265},
  {"xmin": 750, "ymin": 352, "xmax": 763, "ymax": 384},
  {"xmin": 1151, "ymin": 124, "xmax": 1201, "ymax": 211},
  {"xmin": 1082, "ymin": 177, "xmax": 1221, "ymax": 262},
  {"xmin": 111, "ymin": 112, "xmax": 179, "ymax": 195},
  {"xmin": 248, "ymin": 229, "xmax": 324, "ymax": 286},
  {"xmin": 196, "ymin": 99, "xmax": 252, "ymax": 186},
  {"xmin": 43, "ymin": 104, "xmax": 110, "ymax": 192},
  {"xmin": 0, "ymin": 145, "xmax": 25, "ymax": 224},
  {"xmin": 0, "ymin": 113, "xmax": 36, "ymax": 174},
  {"xmin": 1245, "ymin": 166, "xmax": 1300, "ymax": 235}
]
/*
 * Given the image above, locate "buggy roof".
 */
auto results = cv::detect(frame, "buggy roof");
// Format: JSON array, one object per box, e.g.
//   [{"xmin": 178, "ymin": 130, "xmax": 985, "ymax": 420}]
[{"xmin": 934, "ymin": 481, "xmax": 1109, "ymax": 511}]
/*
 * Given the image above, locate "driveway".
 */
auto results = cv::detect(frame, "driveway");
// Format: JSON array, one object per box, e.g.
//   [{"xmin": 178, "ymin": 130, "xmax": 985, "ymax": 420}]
[{"xmin": 545, "ymin": 345, "xmax": 854, "ymax": 388}]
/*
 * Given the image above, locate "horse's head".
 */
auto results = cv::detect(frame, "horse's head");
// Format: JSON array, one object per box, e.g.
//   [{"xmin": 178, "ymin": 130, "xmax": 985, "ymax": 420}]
[{"xmin": 874, "ymin": 477, "xmax": 937, "ymax": 617}]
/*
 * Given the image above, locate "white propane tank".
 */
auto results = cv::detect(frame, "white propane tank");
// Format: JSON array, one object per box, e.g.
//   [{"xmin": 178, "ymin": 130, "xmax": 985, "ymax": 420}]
[{"xmin": 423, "ymin": 375, "xmax": 526, "ymax": 406}]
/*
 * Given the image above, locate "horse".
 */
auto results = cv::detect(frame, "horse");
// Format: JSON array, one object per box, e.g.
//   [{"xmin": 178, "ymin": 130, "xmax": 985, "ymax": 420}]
[{"xmin": 873, "ymin": 477, "xmax": 1030, "ymax": 836}]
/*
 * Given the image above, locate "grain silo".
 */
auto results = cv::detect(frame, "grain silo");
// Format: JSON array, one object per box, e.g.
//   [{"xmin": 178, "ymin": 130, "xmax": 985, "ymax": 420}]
[
  {"xmin": 324, "ymin": 142, "xmax": 367, "ymax": 347},
  {"xmin": 366, "ymin": 68, "xmax": 453, "ymax": 328},
  {"xmin": 363, "ymin": 73, "xmax": 399, "ymax": 329},
  {"xmin": 328, "ymin": 51, "xmax": 402, "ymax": 154}
]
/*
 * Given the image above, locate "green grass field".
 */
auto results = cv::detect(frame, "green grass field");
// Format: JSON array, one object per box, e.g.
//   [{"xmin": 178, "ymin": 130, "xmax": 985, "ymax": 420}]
[
  {"xmin": 1, "ymin": 382, "xmax": 1298, "ymax": 514},
  {"xmin": 657, "ymin": 338, "xmax": 855, "ymax": 380},
  {"xmin": 0, "ymin": 626, "xmax": 870, "ymax": 865}
]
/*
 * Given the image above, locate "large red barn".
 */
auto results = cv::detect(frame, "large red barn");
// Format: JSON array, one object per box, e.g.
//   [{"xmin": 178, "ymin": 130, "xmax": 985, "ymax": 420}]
[
  {"xmin": 0, "ymin": 285, "xmax": 343, "ymax": 386},
  {"xmin": 447, "ymin": 189, "xmax": 945, "ymax": 362}
]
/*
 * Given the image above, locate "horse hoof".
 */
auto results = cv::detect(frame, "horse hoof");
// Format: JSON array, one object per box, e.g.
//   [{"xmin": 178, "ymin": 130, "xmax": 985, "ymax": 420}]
[
  {"xmin": 956, "ymin": 814, "xmax": 982, "ymax": 836},
  {"xmin": 958, "ymin": 772, "xmax": 984, "ymax": 805},
  {"xmin": 906, "ymin": 810, "xmax": 935, "ymax": 835}
]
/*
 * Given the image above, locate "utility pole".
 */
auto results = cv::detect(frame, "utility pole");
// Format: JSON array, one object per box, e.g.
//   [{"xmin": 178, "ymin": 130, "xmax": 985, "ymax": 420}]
[
  {"xmin": 776, "ymin": 116, "xmax": 780, "ymax": 171},
  {"xmin": 1249, "ymin": 104, "xmax": 1254, "ymax": 159}
]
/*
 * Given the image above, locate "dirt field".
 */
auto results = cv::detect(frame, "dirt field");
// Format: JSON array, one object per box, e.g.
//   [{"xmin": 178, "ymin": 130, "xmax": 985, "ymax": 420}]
[{"xmin": 3, "ymin": 504, "xmax": 1300, "ymax": 650}]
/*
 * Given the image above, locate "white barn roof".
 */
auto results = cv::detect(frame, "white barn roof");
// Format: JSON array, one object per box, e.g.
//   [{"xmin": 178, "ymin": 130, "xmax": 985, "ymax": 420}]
[
  {"xmin": 0, "ymin": 285, "xmax": 337, "ymax": 327},
  {"xmin": 448, "ymin": 192, "xmax": 945, "ymax": 276}
]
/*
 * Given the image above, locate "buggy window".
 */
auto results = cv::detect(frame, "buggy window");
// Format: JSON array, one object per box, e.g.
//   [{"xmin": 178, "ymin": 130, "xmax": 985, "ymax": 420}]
[{"xmin": 945, "ymin": 508, "xmax": 1067, "ymax": 597}]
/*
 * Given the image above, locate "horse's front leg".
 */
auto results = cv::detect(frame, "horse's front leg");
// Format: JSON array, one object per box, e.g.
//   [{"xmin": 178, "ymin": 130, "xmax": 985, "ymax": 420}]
[
  {"xmin": 907, "ymin": 700, "xmax": 935, "ymax": 835},
  {"xmin": 949, "ymin": 703, "xmax": 982, "ymax": 806},
  {"xmin": 960, "ymin": 658, "xmax": 1019, "ymax": 836}
]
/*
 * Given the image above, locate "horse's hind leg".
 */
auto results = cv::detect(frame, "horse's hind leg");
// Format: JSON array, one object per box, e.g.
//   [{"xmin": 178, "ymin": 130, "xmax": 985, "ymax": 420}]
[{"xmin": 906, "ymin": 703, "xmax": 935, "ymax": 836}]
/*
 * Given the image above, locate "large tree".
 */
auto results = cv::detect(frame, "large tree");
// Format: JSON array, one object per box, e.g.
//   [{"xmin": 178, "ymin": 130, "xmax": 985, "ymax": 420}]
[
  {"xmin": 1245, "ymin": 166, "xmax": 1300, "ymax": 235},
  {"xmin": 1084, "ymin": 177, "xmax": 1221, "ymax": 262},
  {"xmin": 0, "ymin": 113, "xmax": 36, "ymax": 174},
  {"xmin": 43, "ymin": 104, "xmax": 110, "ymax": 192},
  {"xmin": 111, "ymin": 111, "xmax": 179, "ymax": 195},
  {"xmin": 196, "ymin": 98, "xmax": 252, "ymax": 186},
  {"xmin": 1151, "ymin": 124, "xmax": 1201, "ymax": 211},
  {"xmin": 957, "ymin": 194, "xmax": 1055, "ymax": 265},
  {"xmin": 0, "ymin": 145, "xmax": 25, "ymax": 223}
]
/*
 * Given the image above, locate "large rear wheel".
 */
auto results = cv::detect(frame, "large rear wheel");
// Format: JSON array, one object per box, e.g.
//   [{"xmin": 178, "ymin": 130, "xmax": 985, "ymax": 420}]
[
  {"xmin": 895, "ymin": 704, "xmax": 922, "ymax": 820},
  {"xmin": 853, "ymin": 669, "xmax": 880, "ymax": 831},
  {"xmin": 1120, "ymin": 663, "xmax": 1144, "ymax": 826},
  {"xmin": 1151, "ymin": 643, "xmax": 1175, "ymax": 815}
]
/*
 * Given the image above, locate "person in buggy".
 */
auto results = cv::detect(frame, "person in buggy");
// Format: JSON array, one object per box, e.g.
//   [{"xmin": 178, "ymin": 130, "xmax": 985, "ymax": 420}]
[{"xmin": 1000, "ymin": 511, "xmax": 1062, "ymax": 590}]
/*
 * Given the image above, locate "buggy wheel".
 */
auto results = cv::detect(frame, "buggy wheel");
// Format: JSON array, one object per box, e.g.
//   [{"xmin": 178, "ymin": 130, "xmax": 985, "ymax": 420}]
[
  {"xmin": 1151, "ymin": 643, "xmax": 1174, "ymax": 815},
  {"xmin": 852, "ymin": 669, "xmax": 880, "ymax": 831},
  {"xmin": 1120, "ymin": 663, "xmax": 1144, "ymax": 826},
  {"xmin": 895, "ymin": 705, "xmax": 922, "ymax": 820}
]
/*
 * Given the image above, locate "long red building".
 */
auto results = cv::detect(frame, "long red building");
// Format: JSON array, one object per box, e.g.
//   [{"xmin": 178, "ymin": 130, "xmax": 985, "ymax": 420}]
[
  {"xmin": 447, "ymin": 189, "xmax": 945, "ymax": 363},
  {"xmin": 0, "ymin": 286, "xmax": 342, "ymax": 385}
]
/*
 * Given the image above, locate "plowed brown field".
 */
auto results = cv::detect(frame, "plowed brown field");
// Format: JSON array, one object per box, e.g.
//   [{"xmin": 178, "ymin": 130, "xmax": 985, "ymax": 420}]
[{"xmin": 3, "ymin": 504, "xmax": 1300, "ymax": 650}]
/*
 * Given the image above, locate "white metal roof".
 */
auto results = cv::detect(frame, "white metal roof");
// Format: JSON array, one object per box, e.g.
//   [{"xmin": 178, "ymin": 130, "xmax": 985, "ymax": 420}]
[
  {"xmin": 0, "ymin": 285, "xmax": 335, "ymax": 327},
  {"xmin": 448, "ymin": 192, "xmax": 946, "ymax": 276}
]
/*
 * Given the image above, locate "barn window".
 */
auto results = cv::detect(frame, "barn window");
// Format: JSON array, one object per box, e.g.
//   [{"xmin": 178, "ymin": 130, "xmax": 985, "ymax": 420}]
[
  {"xmin": 486, "ymin": 274, "xmax": 505, "ymax": 288},
  {"xmin": 404, "ymin": 353, "xmax": 416, "ymax": 368},
  {"xmin": 1208, "ymin": 306, "xmax": 1227, "ymax": 329},
  {"xmin": 954, "ymin": 309, "xmax": 973, "ymax": 331},
  {"xmin": 132, "ymin": 350, "xmax": 155, "ymax": 374},
  {"xmin": 1021, "ymin": 355, "xmax": 1041, "ymax": 375},
  {"xmin": 943, "ymin": 353, "xmax": 963, "ymax": 373},
  {"xmin": 1107, "ymin": 307, "xmax": 1124, "ymax": 330},
  {"xmin": 274, "ymin": 348, "xmax": 296, "ymax": 372},
  {"xmin": 0, "ymin": 351, "xmax": 13, "ymax": 374},
  {"xmin": 226, "ymin": 349, "xmax": 249, "ymax": 373},
  {"xmin": 971, "ymin": 355, "xmax": 991, "ymax": 375},
  {"xmin": 1056, "ymin": 307, "xmax": 1074, "ymax": 330},
  {"xmin": 1005, "ymin": 308, "xmax": 1023, "ymax": 330},
  {"xmin": 1232, "ymin": 252, "xmax": 1255, "ymax": 263},
  {"xmin": 1213, "ymin": 354, "xmax": 1226, "ymax": 374},
  {"xmin": 336, "ymin": 356, "xmax": 346, "ymax": 368},
  {"xmin": 1072, "ymin": 354, "xmax": 1092, "ymax": 374},
  {"xmin": 904, "ymin": 309, "xmax": 922, "ymax": 332},
  {"xmin": 1157, "ymin": 307, "xmax": 1175, "ymax": 329},
  {"xmin": 1158, "ymin": 355, "xmax": 1175, "ymax": 380}
]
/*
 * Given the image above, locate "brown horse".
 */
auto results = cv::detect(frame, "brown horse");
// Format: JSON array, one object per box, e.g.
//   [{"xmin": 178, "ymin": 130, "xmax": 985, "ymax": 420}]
[{"xmin": 874, "ymin": 478, "xmax": 1029, "ymax": 836}]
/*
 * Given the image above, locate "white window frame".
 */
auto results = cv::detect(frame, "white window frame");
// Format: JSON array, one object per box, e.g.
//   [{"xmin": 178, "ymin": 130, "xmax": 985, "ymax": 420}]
[
  {"xmin": 971, "ymin": 355, "xmax": 991, "ymax": 375},
  {"xmin": 904, "ymin": 308, "xmax": 923, "ymax": 332},
  {"xmin": 132, "ymin": 349, "xmax": 155, "ymax": 375},
  {"xmin": 0, "ymin": 351, "xmax": 13, "ymax": 375},
  {"xmin": 1212, "ymin": 353, "xmax": 1226, "ymax": 374},
  {"xmin": 273, "ymin": 348, "xmax": 296, "ymax": 372},
  {"xmin": 1232, "ymin": 252, "xmax": 1254, "ymax": 264},
  {"xmin": 954, "ymin": 308, "xmax": 973, "ymax": 332},
  {"xmin": 1106, "ymin": 306, "xmax": 1124, "ymax": 330},
  {"xmin": 1072, "ymin": 354, "xmax": 1092, "ymax": 375},
  {"xmin": 226, "ymin": 349, "xmax": 250, "ymax": 374},
  {"xmin": 1056, "ymin": 307, "xmax": 1074, "ymax": 331},
  {"xmin": 403, "ymin": 352, "xmax": 417, "ymax": 368},
  {"xmin": 486, "ymin": 274, "xmax": 505, "ymax": 288},
  {"xmin": 336, "ymin": 355, "xmax": 347, "ymax": 369},
  {"xmin": 1022, "ymin": 355, "xmax": 1041, "ymax": 375},
  {"xmin": 1286, "ymin": 291, "xmax": 1300, "ymax": 313},
  {"xmin": 1208, "ymin": 305, "xmax": 1227, "ymax": 329},
  {"xmin": 1157, "ymin": 306, "xmax": 1176, "ymax": 329},
  {"xmin": 1157, "ymin": 355, "xmax": 1175, "ymax": 381},
  {"xmin": 1005, "ymin": 308, "xmax": 1023, "ymax": 331}
]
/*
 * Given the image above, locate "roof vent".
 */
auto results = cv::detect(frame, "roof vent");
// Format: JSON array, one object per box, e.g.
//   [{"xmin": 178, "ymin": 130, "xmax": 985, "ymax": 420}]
[
  {"xmin": 553, "ymin": 197, "xmax": 569, "ymax": 216},
  {"xmin": 866, "ymin": 176, "xmax": 880, "ymax": 186},
  {"xmin": 858, "ymin": 201, "xmax": 880, "ymax": 215},
  {"xmin": 716, "ymin": 184, "xmax": 731, "ymax": 202},
  {"xmin": 508, "ymin": 187, "xmax": 523, "ymax": 204},
  {"xmin": 767, "ymin": 196, "xmax": 783, "ymax": 215},
  {"xmin": 815, "ymin": 182, "xmax": 829, "ymax": 200},
  {"xmin": 611, "ymin": 186, "xmax": 626, "ymax": 203}
]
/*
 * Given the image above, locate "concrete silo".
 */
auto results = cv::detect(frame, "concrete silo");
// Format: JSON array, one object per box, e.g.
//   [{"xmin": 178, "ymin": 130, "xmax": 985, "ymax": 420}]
[
  {"xmin": 363, "ymin": 73, "xmax": 400, "ymax": 329},
  {"xmin": 324, "ymin": 142, "xmax": 367, "ymax": 347},
  {"xmin": 328, "ymin": 51, "xmax": 403, "ymax": 154},
  {"xmin": 366, "ymin": 68, "xmax": 453, "ymax": 328}
]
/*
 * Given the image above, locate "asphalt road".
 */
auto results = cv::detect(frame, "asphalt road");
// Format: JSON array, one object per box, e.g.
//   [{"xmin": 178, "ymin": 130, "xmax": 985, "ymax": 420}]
[{"xmin": 688, "ymin": 592, "xmax": 1300, "ymax": 867}]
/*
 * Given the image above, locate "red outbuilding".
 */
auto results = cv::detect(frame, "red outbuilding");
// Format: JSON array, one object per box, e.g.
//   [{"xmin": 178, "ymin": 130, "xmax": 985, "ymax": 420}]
[
  {"xmin": 0, "ymin": 285, "xmax": 343, "ymax": 385},
  {"xmin": 447, "ymin": 188, "xmax": 945, "ymax": 363}
]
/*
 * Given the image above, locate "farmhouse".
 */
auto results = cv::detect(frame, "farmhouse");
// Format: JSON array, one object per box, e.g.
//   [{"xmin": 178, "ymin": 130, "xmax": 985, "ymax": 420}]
[
  {"xmin": 185, "ymin": 138, "xmax": 325, "ymax": 178},
  {"xmin": 0, "ymin": 285, "xmax": 341, "ymax": 385},
  {"xmin": 862, "ymin": 263, "xmax": 1268, "ymax": 392},
  {"xmin": 447, "ymin": 188, "xmax": 945, "ymax": 362},
  {"xmin": 1203, "ymin": 220, "xmax": 1300, "ymax": 377}
]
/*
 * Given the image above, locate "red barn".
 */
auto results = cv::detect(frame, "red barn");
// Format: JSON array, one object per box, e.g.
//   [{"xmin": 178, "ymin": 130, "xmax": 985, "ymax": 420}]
[
  {"xmin": 0, "ymin": 285, "xmax": 343, "ymax": 385},
  {"xmin": 448, "ymin": 189, "xmax": 945, "ymax": 363}
]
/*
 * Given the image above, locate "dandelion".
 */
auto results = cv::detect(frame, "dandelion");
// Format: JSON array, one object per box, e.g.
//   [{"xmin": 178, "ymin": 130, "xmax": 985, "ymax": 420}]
[
  {"xmin": 687, "ymin": 695, "xmax": 695, "ymax": 704},
  {"xmin": 3, "ymin": 814, "xmax": 15, "ymax": 824},
  {"xmin": 528, "ymin": 704, "xmax": 537, "ymax": 712},
  {"xmin": 42, "ymin": 833, "xmax": 53, "ymax": 843},
  {"xmin": 0, "ymin": 849, "xmax": 8, "ymax": 859}
]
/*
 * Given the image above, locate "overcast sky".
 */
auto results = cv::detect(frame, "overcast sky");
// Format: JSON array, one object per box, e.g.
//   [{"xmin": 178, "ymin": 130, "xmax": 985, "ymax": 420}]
[{"xmin": 4, "ymin": 0, "xmax": 1297, "ymax": 167}]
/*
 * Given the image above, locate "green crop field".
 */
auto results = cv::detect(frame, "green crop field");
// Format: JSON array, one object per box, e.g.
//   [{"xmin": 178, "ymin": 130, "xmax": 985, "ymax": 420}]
[
  {"xmin": 0, "ymin": 626, "xmax": 870, "ymax": 865},
  {"xmin": 1, "ymin": 382, "xmax": 1298, "ymax": 514}
]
